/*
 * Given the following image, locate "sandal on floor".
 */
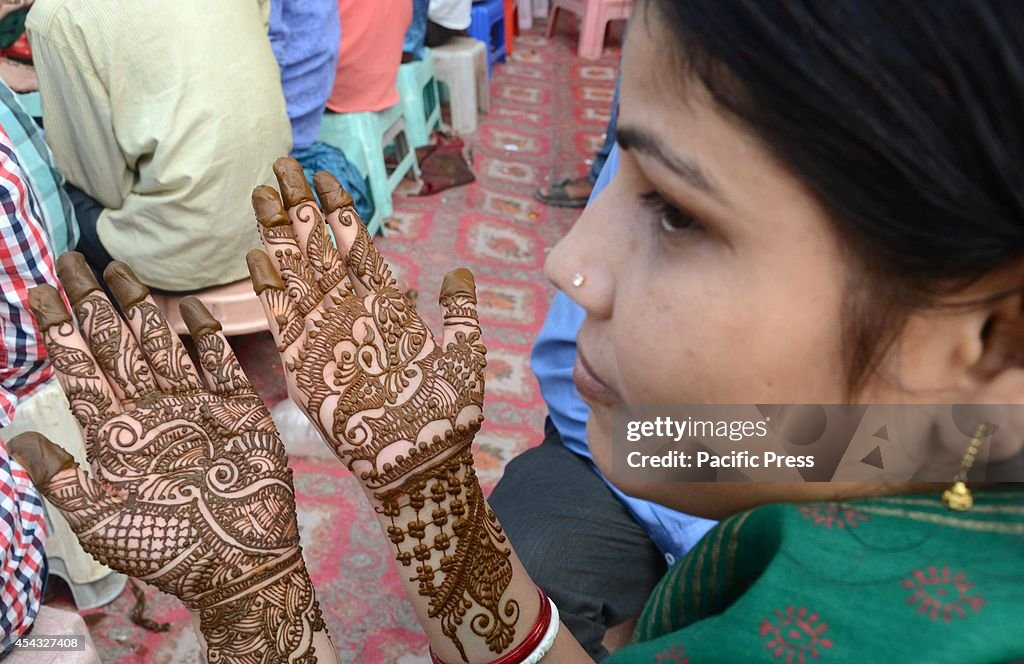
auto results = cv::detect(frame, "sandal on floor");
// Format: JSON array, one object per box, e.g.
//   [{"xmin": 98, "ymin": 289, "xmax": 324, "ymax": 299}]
[{"xmin": 535, "ymin": 177, "xmax": 592, "ymax": 208}]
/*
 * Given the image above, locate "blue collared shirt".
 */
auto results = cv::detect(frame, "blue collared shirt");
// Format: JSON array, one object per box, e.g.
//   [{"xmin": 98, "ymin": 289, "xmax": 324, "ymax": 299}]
[{"xmin": 531, "ymin": 145, "xmax": 716, "ymax": 564}]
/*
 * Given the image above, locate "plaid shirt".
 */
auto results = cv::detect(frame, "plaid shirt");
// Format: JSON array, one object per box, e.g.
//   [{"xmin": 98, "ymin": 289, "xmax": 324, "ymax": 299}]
[{"xmin": 0, "ymin": 120, "xmax": 57, "ymax": 646}]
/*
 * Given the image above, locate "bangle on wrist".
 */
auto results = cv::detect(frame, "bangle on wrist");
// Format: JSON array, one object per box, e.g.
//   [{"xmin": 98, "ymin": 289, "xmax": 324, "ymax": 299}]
[{"xmin": 429, "ymin": 586, "xmax": 560, "ymax": 664}]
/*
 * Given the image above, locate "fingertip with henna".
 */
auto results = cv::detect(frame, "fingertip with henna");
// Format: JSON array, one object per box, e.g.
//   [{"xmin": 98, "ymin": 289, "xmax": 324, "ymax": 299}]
[
  {"xmin": 180, "ymin": 296, "xmax": 222, "ymax": 341},
  {"xmin": 7, "ymin": 432, "xmax": 77, "ymax": 489},
  {"xmin": 246, "ymin": 249, "xmax": 285, "ymax": 294},
  {"xmin": 252, "ymin": 186, "xmax": 290, "ymax": 228},
  {"xmin": 273, "ymin": 157, "xmax": 315, "ymax": 207},
  {"xmin": 313, "ymin": 171, "xmax": 353, "ymax": 215},
  {"xmin": 441, "ymin": 268, "xmax": 477, "ymax": 300},
  {"xmin": 56, "ymin": 252, "xmax": 101, "ymax": 304},
  {"xmin": 27, "ymin": 284, "xmax": 72, "ymax": 330},
  {"xmin": 104, "ymin": 261, "xmax": 150, "ymax": 309}
]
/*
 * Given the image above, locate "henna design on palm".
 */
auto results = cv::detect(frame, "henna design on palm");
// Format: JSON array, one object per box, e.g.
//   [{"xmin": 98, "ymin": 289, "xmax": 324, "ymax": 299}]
[
  {"xmin": 248, "ymin": 159, "xmax": 513, "ymax": 661},
  {"xmin": 11, "ymin": 254, "xmax": 324, "ymax": 664}
]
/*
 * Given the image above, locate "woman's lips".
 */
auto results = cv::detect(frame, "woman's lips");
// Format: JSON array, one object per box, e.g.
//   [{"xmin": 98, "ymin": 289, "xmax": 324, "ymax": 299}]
[{"xmin": 574, "ymin": 347, "xmax": 622, "ymax": 407}]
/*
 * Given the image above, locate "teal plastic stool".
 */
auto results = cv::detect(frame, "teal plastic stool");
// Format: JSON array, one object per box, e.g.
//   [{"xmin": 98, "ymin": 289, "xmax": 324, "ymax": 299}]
[
  {"xmin": 398, "ymin": 49, "xmax": 442, "ymax": 148},
  {"xmin": 318, "ymin": 103, "xmax": 420, "ymax": 236}
]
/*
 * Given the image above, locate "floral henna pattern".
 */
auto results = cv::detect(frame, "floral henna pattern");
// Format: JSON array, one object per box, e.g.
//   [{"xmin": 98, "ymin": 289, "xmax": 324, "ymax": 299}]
[
  {"xmin": 31, "ymin": 411, "xmax": 326, "ymax": 664},
  {"xmin": 19, "ymin": 272, "xmax": 325, "ymax": 664},
  {"xmin": 293, "ymin": 199, "xmax": 348, "ymax": 293},
  {"xmin": 379, "ymin": 446, "xmax": 517, "ymax": 660},
  {"xmin": 196, "ymin": 333, "xmax": 250, "ymax": 396},
  {"xmin": 73, "ymin": 294, "xmax": 155, "ymax": 404},
  {"xmin": 42, "ymin": 322, "xmax": 115, "ymax": 450},
  {"xmin": 250, "ymin": 164, "xmax": 512, "ymax": 661},
  {"xmin": 127, "ymin": 301, "xmax": 204, "ymax": 391}
]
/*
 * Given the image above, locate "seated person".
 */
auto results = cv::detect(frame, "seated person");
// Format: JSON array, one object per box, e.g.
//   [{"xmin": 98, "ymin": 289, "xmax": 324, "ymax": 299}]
[
  {"xmin": 11, "ymin": 0, "xmax": 1024, "ymax": 658},
  {"xmin": 327, "ymin": 0, "xmax": 412, "ymax": 114},
  {"xmin": 268, "ymin": 0, "xmax": 339, "ymax": 158},
  {"xmin": 26, "ymin": 0, "xmax": 291, "ymax": 292},
  {"xmin": 426, "ymin": 0, "xmax": 471, "ymax": 48},
  {"xmin": 405, "ymin": 0, "xmax": 471, "ymax": 60},
  {"xmin": 0, "ymin": 79, "xmax": 77, "ymax": 256},
  {"xmin": 403, "ymin": 0, "xmax": 429, "ymax": 62},
  {"xmin": 268, "ymin": 0, "xmax": 374, "ymax": 223},
  {"xmin": 0, "ymin": 95, "xmax": 57, "ymax": 651}
]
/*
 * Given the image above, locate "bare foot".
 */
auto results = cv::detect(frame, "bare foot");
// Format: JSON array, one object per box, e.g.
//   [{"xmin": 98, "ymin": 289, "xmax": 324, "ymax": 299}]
[{"xmin": 0, "ymin": 59, "xmax": 37, "ymax": 93}]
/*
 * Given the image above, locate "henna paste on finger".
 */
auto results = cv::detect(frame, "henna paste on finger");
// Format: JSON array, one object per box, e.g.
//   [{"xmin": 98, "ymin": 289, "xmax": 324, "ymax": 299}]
[
  {"xmin": 27, "ymin": 258, "xmax": 331, "ymax": 661},
  {"xmin": 28, "ymin": 284, "xmax": 72, "ymax": 330},
  {"xmin": 274, "ymin": 159, "xmax": 348, "ymax": 296},
  {"xmin": 179, "ymin": 296, "xmax": 222, "ymax": 340},
  {"xmin": 253, "ymin": 187, "xmax": 323, "ymax": 319},
  {"xmin": 105, "ymin": 263, "xmax": 203, "ymax": 392},
  {"xmin": 28, "ymin": 285, "xmax": 119, "ymax": 443},
  {"xmin": 313, "ymin": 171, "xmax": 353, "ymax": 216},
  {"xmin": 262, "ymin": 185, "xmax": 508, "ymax": 658},
  {"xmin": 273, "ymin": 157, "xmax": 315, "ymax": 209},
  {"xmin": 22, "ymin": 326, "xmax": 326, "ymax": 663},
  {"xmin": 60, "ymin": 254, "xmax": 157, "ymax": 405},
  {"xmin": 313, "ymin": 171, "xmax": 392, "ymax": 298},
  {"xmin": 8, "ymin": 432, "xmax": 77, "ymax": 486},
  {"xmin": 180, "ymin": 297, "xmax": 252, "ymax": 395},
  {"xmin": 247, "ymin": 249, "xmax": 307, "ymax": 352}
]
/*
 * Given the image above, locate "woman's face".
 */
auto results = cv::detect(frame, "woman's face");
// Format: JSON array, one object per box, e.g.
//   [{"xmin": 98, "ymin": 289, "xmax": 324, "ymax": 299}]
[{"xmin": 544, "ymin": 14, "xmax": 988, "ymax": 517}]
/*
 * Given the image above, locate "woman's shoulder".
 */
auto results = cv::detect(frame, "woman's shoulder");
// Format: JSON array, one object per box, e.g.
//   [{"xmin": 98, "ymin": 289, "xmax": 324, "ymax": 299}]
[{"xmin": 610, "ymin": 488, "xmax": 1022, "ymax": 663}]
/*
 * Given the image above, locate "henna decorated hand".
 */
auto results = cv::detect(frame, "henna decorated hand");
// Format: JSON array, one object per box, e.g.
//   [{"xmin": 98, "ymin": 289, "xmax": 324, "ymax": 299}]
[
  {"xmin": 248, "ymin": 160, "xmax": 523, "ymax": 663},
  {"xmin": 8, "ymin": 255, "xmax": 326, "ymax": 664},
  {"xmin": 247, "ymin": 159, "xmax": 487, "ymax": 493}
]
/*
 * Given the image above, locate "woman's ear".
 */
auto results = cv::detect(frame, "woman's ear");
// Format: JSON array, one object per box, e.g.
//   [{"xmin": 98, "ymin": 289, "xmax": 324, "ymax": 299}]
[
  {"xmin": 970, "ymin": 292, "xmax": 1024, "ymax": 402},
  {"xmin": 959, "ymin": 291, "xmax": 1024, "ymax": 470}
]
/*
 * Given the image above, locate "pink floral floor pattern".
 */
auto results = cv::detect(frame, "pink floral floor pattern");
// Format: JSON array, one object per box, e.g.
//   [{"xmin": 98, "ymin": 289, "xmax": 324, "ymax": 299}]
[{"xmin": 63, "ymin": 24, "xmax": 621, "ymax": 663}]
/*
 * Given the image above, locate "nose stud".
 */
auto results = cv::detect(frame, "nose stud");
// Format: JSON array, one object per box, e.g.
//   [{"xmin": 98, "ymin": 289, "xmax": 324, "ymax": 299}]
[{"xmin": 572, "ymin": 273, "xmax": 586, "ymax": 288}]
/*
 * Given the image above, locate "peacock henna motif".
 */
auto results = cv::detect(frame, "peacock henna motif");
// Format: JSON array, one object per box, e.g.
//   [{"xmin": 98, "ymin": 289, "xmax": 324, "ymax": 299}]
[
  {"xmin": 249, "ymin": 161, "xmax": 514, "ymax": 661},
  {"xmin": 19, "ymin": 265, "xmax": 326, "ymax": 663}
]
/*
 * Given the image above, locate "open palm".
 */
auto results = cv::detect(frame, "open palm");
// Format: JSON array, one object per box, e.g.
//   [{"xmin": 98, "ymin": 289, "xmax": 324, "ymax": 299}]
[
  {"xmin": 248, "ymin": 161, "xmax": 487, "ymax": 494},
  {"xmin": 11, "ymin": 256, "xmax": 323, "ymax": 661}
]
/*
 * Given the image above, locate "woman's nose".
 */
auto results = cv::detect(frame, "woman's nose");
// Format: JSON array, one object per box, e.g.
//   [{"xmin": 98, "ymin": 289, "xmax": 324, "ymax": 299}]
[{"xmin": 544, "ymin": 193, "xmax": 617, "ymax": 320}]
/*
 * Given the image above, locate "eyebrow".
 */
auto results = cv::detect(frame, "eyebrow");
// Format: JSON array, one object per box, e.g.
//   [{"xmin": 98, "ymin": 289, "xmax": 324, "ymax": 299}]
[{"xmin": 616, "ymin": 125, "xmax": 727, "ymax": 204}]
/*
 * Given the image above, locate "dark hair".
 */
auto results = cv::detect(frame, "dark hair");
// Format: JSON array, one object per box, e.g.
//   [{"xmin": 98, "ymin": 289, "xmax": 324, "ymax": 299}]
[{"xmin": 648, "ymin": 0, "xmax": 1024, "ymax": 393}]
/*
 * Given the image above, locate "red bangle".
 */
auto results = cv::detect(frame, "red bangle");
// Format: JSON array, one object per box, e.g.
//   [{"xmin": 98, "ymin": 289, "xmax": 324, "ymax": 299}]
[{"xmin": 429, "ymin": 586, "xmax": 552, "ymax": 664}]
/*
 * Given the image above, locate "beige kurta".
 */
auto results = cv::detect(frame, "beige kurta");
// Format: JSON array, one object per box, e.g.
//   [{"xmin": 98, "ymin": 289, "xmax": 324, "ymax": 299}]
[{"xmin": 27, "ymin": 0, "xmax": 292, "ymax": 291}]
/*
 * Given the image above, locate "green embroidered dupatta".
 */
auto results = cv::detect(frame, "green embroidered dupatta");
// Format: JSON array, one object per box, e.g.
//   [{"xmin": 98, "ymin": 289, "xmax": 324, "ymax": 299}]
[{"xmin": 606, "ymin": 488, "xmax": 1024, "ymax": 663}]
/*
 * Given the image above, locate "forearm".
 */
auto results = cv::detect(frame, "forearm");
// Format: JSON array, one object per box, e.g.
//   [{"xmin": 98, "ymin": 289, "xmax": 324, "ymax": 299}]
[
  {"xmin": 186, "ymin": 558, "xmax": 338, "ymax": 664},
  {"xmin": 361, "ymin": 440, "xmax": 592, "ymax": 664},
  {"xmin": 189, "ymin": 613, "xmax": 338, "ymax": 664}
]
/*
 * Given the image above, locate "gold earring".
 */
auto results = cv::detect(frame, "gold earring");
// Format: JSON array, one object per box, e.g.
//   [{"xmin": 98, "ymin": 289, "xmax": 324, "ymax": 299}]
[{"xmin": 941, "ymin": 422, "xmax": 988, "ymax": 511}]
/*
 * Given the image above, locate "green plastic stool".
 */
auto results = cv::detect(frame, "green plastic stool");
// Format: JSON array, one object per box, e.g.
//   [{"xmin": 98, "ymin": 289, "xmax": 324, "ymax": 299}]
[
  {"xmin": 318, "ymin": 103, "xmax": 420, "ymax": 236},
  {"xmin": 398, "ymin": 49, "xmax": 442, "ymax": 148}
]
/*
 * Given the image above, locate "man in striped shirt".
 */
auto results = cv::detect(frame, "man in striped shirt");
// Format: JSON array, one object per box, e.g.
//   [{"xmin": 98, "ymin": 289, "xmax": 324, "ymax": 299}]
[{"xmin": 0, "ymin": 90, "xmax": 59, "ymax": 650}]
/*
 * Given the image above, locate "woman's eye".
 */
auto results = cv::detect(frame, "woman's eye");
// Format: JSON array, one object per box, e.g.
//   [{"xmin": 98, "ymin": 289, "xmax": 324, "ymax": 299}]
[{"xmin": 639, "ymin": 192, "xmax": 701, "ymax": 234}]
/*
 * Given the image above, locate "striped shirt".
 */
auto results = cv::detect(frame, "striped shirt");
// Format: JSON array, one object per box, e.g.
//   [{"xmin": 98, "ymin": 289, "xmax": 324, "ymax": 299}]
[{"xmin": 0, "ymin": 123, "xmax": 52, "ymax": 647}]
